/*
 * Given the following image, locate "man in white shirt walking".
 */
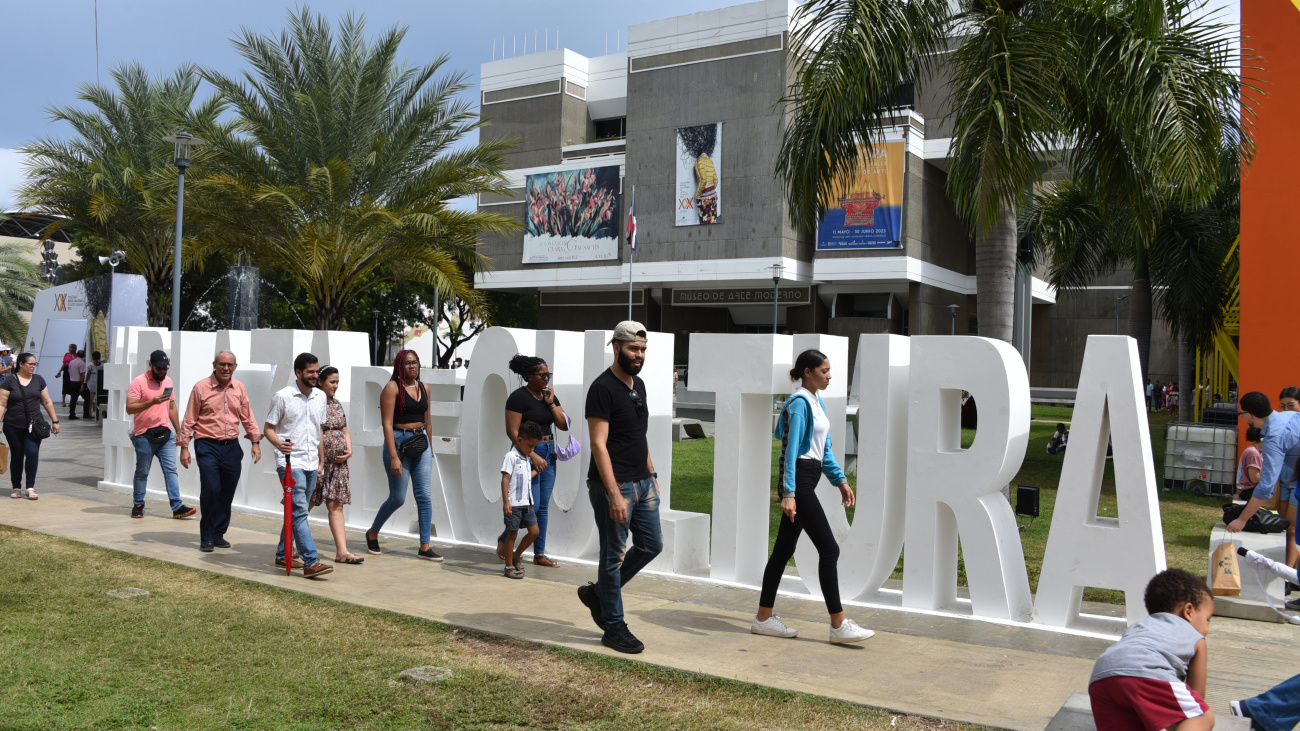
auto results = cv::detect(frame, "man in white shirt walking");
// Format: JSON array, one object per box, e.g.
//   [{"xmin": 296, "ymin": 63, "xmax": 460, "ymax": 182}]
[{"xmin": 263, "ymin": 352, "xmax": 332, "ymax": 578}]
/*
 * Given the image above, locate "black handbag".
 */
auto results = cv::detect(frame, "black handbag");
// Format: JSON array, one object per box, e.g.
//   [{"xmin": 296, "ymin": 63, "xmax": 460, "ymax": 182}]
[
  {"xmin": 15, "ymin": 378, "xmax": 51, "ymax": 440},
  {"xmin": 144, "ymin": 426, "xmax": 172, "ymax": 445},
  {"xmin": 1223, "ymin": 503, "xmax": 1291, "ymax": 534},
  {"xmin": 399, "ymin": 431, "xmax": 429, "ymax": 460}
]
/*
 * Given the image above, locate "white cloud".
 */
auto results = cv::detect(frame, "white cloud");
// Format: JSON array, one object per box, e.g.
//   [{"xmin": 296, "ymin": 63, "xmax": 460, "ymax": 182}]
[{"xmin": 0, "ymin": 149, "xmax": 29, "ymax": 211}]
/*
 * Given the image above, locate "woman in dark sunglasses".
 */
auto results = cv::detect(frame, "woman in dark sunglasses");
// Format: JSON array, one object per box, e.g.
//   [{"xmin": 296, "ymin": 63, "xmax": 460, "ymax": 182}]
[{"xmin": 496, "ymin": 354, "xmax": 570, "ymax": 568}]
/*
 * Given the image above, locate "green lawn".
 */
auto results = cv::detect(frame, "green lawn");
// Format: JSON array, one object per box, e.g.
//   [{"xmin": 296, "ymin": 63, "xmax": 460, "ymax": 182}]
[
  {"xmin": 0, "ymin": 527, "xmax": 982, "ymax": 731},
  {"xmin": 670, "ymin": 408, "xmax": 1224, "ymax": 604}
]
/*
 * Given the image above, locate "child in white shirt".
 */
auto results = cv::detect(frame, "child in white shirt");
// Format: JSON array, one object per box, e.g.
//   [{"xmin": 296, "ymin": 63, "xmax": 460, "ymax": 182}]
[{"xmin": 500, "ymin": 421, "xmax": 542, "ymax": 579}]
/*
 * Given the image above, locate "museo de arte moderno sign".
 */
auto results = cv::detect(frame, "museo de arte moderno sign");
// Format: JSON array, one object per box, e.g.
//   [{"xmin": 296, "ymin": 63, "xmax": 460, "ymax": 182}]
[
  {"xmin": 523, "ymin": 165, "xmax": 621, "ymax": 264},
  {"xmin": 817, "ymin": 139, "xmax": 904, "ymax": 250},
  {"xmin": 672, "ymin": 287, "xmax": 810, "ymax": 306},
  {"xmin": 676, "ymin": 123, "xmax": 721, "ymax": 226}
]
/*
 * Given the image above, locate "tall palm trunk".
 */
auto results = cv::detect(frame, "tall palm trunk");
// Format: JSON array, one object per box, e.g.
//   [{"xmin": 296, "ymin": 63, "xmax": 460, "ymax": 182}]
[
  {"xmin": 975, "ymin": 205, "xmax": 1018, "ymax": 342},
  {"xmin": 1178, "ymin": 332, "xmax": 1194, "ymax": 422},
  {"xmin": 1128, "ymin": 245, "xmax": 1153, "ymax": 380}
]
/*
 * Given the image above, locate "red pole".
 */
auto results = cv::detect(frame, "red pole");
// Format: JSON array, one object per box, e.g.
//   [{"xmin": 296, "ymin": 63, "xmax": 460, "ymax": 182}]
[{"xmin": 282, "ymin": 453, "xmax": 294, "ymax": 575}]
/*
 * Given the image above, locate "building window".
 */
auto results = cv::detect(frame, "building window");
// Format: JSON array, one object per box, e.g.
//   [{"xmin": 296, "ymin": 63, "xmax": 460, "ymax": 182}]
[{"xmin": 593, "ymin": 117, "xmax": 626, "ymax": 141}]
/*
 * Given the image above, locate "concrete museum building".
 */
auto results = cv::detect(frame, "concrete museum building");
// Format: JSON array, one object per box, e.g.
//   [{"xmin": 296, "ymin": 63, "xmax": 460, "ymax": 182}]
[{"xmin": 474, "ymin": 0, "xmax": 1178, "ymax": 387}]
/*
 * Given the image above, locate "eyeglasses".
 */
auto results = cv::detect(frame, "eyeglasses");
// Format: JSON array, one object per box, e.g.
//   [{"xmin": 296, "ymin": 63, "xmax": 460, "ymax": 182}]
[
  {"xmin": 531, "ymin": 373, "xmax": 552, "ymax": 381},
  {"xmin": 628, "ymin": 388, "xmax": 647, "ymax": 416},
  {"xmin": 403, "ymin": 360, "xmax": 420, "ymax": 367},
  {"xmin": 216, "ymin": 363, "xmax": 237, "ymax": 369}
]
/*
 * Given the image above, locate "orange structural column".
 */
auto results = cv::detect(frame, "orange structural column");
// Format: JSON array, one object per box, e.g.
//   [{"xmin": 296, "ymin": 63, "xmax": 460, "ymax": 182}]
[{"xmin": 1240, "ymin": 0, "xmax": 1300, "ymax": 406}]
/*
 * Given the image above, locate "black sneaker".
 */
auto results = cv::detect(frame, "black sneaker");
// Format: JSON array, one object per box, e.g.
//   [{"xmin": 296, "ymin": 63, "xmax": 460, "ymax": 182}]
[
  {"xmin": 131, "ymin": 504, "xmax": 144, "ymax": 519},
  {"xmin": 601, "ymin": 622, "xmax": 644, "ymax": 654},
  {"xmin": 365, "ymin": 532, "xmax": 381, "ymax": 555},
  {"xmin": 213, "ymin": 537, "xmax": 231, "ymax": 549},
  {"xmin": 577, "ymin": 583, "xmax": 605, "ymax": 630},
  {"xmin": 417, "ymin": 546, "xmax": 443, "ymax": 561},
  {"xmin": 200, "ymin": 540, "xmax": 214, "ymax": 552},
  {"xmin": 173, "ymin": 505, "xmax": 197, "ymax": 519},
  {"xmin": 1286, "ymin": 598, "xmax": 1300, "ymax": 612},
  {"xmin": 1287, "ymin": 581, "xmax": 1298, "ymax": 597}
]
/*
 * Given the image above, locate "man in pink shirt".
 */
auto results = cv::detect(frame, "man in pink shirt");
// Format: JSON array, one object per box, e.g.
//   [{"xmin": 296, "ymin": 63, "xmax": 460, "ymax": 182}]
[
  {"xmin": 177, "ymin": 350, "xmax": 263, "ymax": 552},
  {"xmin": 125, "ymin": 349, "xmax": 194, "ymax": 520},
  {"xmin": 66, "ymin": 350, "xmax": 86, "ymax": 421}
]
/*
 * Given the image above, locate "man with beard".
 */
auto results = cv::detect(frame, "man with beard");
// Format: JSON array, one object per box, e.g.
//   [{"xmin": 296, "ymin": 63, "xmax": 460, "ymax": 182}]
[
  {"xmin": 576, "ymin": 321, "xmax": 662, "ymax": 653},
  {"xmin": 263, "ymin": 352, "xmax": 332, "ymax": 578}
]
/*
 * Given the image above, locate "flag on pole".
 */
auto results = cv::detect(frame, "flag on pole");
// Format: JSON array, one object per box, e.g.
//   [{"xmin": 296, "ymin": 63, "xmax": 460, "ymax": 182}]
[{"xmin": 626, "ymin": 187, "xmax": 637, "ymax": 253}]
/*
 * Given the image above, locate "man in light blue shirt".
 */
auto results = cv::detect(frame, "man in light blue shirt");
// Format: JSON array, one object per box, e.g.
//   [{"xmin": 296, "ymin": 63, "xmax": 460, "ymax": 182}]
[{"xmin": 1234, "ymin": 391, "xmax": 1300, "ymax": 533}]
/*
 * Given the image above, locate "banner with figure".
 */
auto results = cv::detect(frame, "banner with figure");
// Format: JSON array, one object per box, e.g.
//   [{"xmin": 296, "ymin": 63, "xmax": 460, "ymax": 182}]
[
  {"xmin": 675, "ymin": 123, "xmax": 721, "ymax": 226},
  {"xmin": 523, "ymin": 166, "xmax": 621, "ymax": 263},
  {"xmin": 816, "ymin": 138, "xmax": 905, "ymax": 250}
]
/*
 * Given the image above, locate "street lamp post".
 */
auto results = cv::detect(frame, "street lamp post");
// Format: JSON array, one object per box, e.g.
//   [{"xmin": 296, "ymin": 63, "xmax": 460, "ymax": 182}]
[
  {"xmin": 372, "ymin": 309, "xmax": 380, "ymax": 366},
  {"xmin": 948, "ymin": 304, "xmax": 961, "ymax": 335},
  {"xmin": 1115, "ymin": 294, "xmax": 1131, "ymax": 335},
  {"xmin": 770, "ymin": 263, "xmax": 784, "ymax": 334},
  {"xmin": 163, "ymin": 131, "xmax": 204, "ymax": 331}
]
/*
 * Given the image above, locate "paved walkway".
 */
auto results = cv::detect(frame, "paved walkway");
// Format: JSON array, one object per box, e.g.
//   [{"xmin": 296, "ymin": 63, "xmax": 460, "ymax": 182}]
[{"xmin": 5, "ymin": 417, "xmax": 1298, "ymax": 731}]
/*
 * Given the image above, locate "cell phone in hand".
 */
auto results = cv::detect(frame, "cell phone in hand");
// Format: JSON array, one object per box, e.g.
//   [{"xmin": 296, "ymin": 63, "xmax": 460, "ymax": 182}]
[{"xmin": 162, "ymin": 387, "xmax": 173, "ymax": 399}]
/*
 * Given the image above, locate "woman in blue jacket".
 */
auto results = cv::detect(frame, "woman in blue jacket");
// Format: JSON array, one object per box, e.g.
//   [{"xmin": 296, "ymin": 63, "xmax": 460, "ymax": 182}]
[{"xmin": 751, "ymin": 349, "xmax": 874, "ymax": 644}]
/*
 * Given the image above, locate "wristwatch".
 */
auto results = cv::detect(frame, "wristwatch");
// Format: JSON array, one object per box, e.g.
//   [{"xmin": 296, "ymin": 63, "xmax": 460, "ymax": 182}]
[{"xmin": 650, "ymin": 472, "xmax": 658, "ymax": 479}]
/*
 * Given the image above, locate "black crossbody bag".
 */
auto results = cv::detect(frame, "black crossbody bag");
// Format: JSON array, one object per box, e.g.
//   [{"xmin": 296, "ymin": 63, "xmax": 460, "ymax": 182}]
[
  {"xmin": 397, "ymin": 382, "xmax": 429, "ymax": 459},
  {"xmin": 16, "ymin": 377, "xmax": 51, "ymax": 440}
]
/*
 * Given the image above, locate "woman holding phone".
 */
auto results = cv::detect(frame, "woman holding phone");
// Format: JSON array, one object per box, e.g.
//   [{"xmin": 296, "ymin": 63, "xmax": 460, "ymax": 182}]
[
  {"xmin": 751, "ymin": 349, "xmax": 873, "ymax": 644},
  {"xmin": 495, "ymin": 354, "xmax": 569, "ymax": 568}
]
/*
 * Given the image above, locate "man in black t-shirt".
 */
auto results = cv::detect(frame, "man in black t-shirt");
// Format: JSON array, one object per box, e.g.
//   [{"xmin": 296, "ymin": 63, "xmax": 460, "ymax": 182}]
[{"xmin": 576, "ymin": 321, "xmax": 662, "ymax": 654}]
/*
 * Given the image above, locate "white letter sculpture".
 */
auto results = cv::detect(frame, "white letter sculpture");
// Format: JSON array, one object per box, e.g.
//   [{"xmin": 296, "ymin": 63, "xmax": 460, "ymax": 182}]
[
  {"xmin": 1035, "ymin": 335, "xmax": 1166, "ymax": 626},
  {"xmin": 903, "ymin": 336, "xmax": 1033, "ymax": 620}
]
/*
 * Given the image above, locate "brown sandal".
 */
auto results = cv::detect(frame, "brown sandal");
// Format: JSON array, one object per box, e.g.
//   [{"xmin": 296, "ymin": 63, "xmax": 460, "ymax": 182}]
[
  {"xmin": 335, "ymin": 554, "xmax": 365, "ymax": 564},
  {"xmin": 533, "ymin": 554, "xmax": 560, "ymax": 567},
  {"xmin": 496, "ymin": 538, "xmax": 509, "ymax": 562}
]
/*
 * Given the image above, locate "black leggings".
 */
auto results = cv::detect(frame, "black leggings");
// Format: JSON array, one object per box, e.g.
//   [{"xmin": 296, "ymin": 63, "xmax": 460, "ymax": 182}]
[
  {"xmin": 3, "ymin": 424, "xmax": 41, "ymax": 490},
  {"xmin": 759, "ymin": 458, "xmax": 842, "ymax": 614}
]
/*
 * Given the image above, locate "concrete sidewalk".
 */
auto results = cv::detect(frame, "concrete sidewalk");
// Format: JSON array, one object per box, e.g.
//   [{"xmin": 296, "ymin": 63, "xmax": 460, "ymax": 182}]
[{"xmin": 5, "ymin": 417, "xmax": 1298, "ymax": 731}]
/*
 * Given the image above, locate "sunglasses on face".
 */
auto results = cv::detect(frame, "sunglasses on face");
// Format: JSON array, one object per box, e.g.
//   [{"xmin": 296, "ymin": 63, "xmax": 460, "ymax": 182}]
[{"xmin": 531, "ymin": 372, "xmax": 552, "ymax": 381}]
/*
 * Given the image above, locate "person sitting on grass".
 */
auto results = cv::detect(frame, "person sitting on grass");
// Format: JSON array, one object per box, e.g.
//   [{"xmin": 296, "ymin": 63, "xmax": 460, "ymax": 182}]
[
  {"xmin": 1046, "ymin": 423, "xmax": 1069, "ymax": 455},
  {"xmin": 1088, "ymin": 568, "xmax": 1215, "ymax": 731},
  {"xmin": 500, "ymin": 420, "xmax": 543, "ymax": 579}
]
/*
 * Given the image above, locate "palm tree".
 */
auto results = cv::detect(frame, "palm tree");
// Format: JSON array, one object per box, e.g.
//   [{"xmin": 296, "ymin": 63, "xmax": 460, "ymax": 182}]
[
  {"xmin": 187, "ymin": 9, "xmax": 517, "ymax": 330},
  {"xmin": 0, "ymin": 236, "xmax": 43, "ymax": 344},
  {"xmin": 17, "ymin": 63, "xmax": 220, "ymax": 327},
  {"xmin": 779, "ymin": 0, "xmax": 1249, "ymax": 350}
]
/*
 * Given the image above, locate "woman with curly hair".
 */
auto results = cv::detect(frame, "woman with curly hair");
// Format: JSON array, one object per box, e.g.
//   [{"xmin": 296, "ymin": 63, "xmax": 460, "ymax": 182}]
[
  {"xmin": 495, "ymin": 353, "xmax": 570, "ymax": 568},
  {"xmin": 365, "ymin": 349, "xmax": 440, "ymax": 561}
]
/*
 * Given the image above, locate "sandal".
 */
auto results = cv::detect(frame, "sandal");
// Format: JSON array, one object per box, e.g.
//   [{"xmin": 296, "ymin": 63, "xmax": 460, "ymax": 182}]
[
  {"xmin": 504, "ymin": 565, "xmax": 524, "ymax": 580},
  {"xmin": 496, "ymin": 538, "xmax": 509, "ymax": 562},
  {"xmin": 25, "ymin": 488, "xmax": 38, "ymax": 501},
  {"xmin": 335, "ymin": 554, "xmax": 365, "ymax": 564},
  {"xmin": 10, "ymin": 488, "xmax": 20, "ymax": 499},
  {"xmin": 533, "ymin": 554, "xmax": 560, "ymax": 568}
]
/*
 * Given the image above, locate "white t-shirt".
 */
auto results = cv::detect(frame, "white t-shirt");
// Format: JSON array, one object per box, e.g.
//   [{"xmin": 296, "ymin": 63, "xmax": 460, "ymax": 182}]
[
  {"xmin": 795, "ymin": 387, "xmax": 830, "ymax": 461},
  {"xmin": 501, "ymin": 447, "xmax": 533, "ymax": 507}
]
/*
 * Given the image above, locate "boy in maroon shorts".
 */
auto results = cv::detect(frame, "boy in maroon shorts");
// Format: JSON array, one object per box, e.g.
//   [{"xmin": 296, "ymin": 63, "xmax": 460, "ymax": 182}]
[{"xmin": 1089, "ymin": 568, "xmax": 1215, "ymax": 730}]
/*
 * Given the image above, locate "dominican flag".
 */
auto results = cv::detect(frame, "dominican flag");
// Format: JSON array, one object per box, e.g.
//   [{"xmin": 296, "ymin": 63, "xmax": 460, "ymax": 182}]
[{"xmin": 626, "ymin": 187, "xmax": 637, "ymax": 253}]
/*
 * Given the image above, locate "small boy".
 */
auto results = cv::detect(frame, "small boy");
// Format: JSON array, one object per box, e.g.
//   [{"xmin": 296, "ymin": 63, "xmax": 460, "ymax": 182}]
[
  {"xmin": 500, "ymin": 420, "xmax": 543, "ymax": 579},
  {"xmin": 1046, "ymin": 423, "xmax": 1069, "ymax": 455},
  {"xmin": 1089, "ymin": 568, "xmax": 1215, "ymax": 731}
]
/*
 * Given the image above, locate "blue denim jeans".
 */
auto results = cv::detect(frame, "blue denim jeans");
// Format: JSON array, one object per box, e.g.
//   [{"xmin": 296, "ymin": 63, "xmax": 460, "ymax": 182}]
[
  {"xmin": 130, "ymin": 432, "xmax": 183, "ymax": 511},
  {"xmin": 274, "ymin": 465, "xmax": 319, "ymax": 566},
  {"xmin": 371, "ymin": 429, "xmax": 434, "ymax": 545},
  {"xmin": 499, "ymin": 439, "xmax": 557, "ymax": 554},
  {"xmin": 1243, "ymin": 672, "xmax": 1300, "ymax": 731},
  {"xmin": 588, "ymin": 476, "xmax": 662, "ymax": 630}
]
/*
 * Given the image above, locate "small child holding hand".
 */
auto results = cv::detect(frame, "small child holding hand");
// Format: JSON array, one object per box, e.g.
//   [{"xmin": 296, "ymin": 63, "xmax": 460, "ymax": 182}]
[
  {"xmin": 1089, "ymin": 568, "xmax": 1216, "ymax": 731},
  {"xmin": 500, "ymin": 421, "xmax": 544, "ymax": 579}
]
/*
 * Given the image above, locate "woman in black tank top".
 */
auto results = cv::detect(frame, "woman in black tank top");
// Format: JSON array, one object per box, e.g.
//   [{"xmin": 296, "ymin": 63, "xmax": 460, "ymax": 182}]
[{"xmin": 366, "ymin": 349, "xmax": 440, "ymax": 561}]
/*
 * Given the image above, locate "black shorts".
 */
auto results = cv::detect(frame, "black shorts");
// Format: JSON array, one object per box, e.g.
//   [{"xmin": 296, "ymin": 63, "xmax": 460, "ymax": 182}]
[{"xmin": 503, "ymin": 505, "xmax": 538, "ymax": 531}]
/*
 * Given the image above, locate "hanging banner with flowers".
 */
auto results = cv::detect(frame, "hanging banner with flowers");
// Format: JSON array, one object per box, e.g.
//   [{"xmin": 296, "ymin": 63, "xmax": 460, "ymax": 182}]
[
  {"xmin": 816, "ymin": 138, "xmax": 905, "ymax": 250},
  {"xmin": 523, "ymin": 165, "xmax": 621, "ymax": 263},
  {"xmin": 675, "ymin": 123, "xmax": 722, "ymax": 226}
]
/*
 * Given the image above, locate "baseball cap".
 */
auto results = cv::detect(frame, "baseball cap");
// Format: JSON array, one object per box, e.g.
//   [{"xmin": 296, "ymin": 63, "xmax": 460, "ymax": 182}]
[
  {"xmin": 608, "ymin": 321, "xmax": 647, "ymax": 345},
  {"xmin": 149, "ymin": 350, "xmax": 171, "ymax": 367}
]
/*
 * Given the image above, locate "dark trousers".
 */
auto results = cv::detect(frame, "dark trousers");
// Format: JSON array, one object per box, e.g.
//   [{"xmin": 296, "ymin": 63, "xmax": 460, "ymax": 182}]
[
  {"xmin": 3, "ymin": 424, "xmax": 41, "ymax": 490},
  {"xmin": 67, "ymin": 385, "xmax": 81, "ymax": 417},
  {"xmin": 760, "ymin": 458, "xmax": 843, "ymax": 614},
  {"xmin": 196, "ymin": 439, "xmax": 244, "ymax": 542}
]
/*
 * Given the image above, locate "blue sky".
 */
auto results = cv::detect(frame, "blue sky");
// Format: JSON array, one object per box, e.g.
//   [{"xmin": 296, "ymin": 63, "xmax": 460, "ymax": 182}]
[{"xmin": 0, "ymin": 0, "xmax": 1240, "ymax": 209}]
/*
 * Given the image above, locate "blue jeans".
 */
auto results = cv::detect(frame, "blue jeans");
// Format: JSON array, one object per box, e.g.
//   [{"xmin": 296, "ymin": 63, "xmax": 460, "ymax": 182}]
[
  {"xmin": 1243, "ymin": 673, "xmax": 1300, "ymax": 731},
  {"xmin": 4, "ymin": 424, "xmax": 41, "ymax": 490},
  {"xmin": 588, "ymin": 476, "xmax": 662, "ymax": 630},
  {"xmin": 274, "ymin": 466, "xmax": 319, "ymax": 566},
  {"xmin": 499, "ymin": 440, "xmax": 557, "ymax": 554},
  {"xmin": 370, "ymin": 429, "xmax": 434, "ymax": 545},
  {"xmin": 130, "ymin": 432, "xmax": 183, "ymax": 511}
]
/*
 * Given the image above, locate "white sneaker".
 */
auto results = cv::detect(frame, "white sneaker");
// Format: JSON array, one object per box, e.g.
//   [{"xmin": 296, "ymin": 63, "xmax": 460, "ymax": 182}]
[
  {"xmin": 751, "ymin": 614, "xmax": 798, "ymax": 638},
  {"xmin": 1229, "ymin": 700, "xmax": 1243, "ymax": 716},
  {"xmin": 829, "ymin": 618, "xmax": 875, "ymax": 644}
]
